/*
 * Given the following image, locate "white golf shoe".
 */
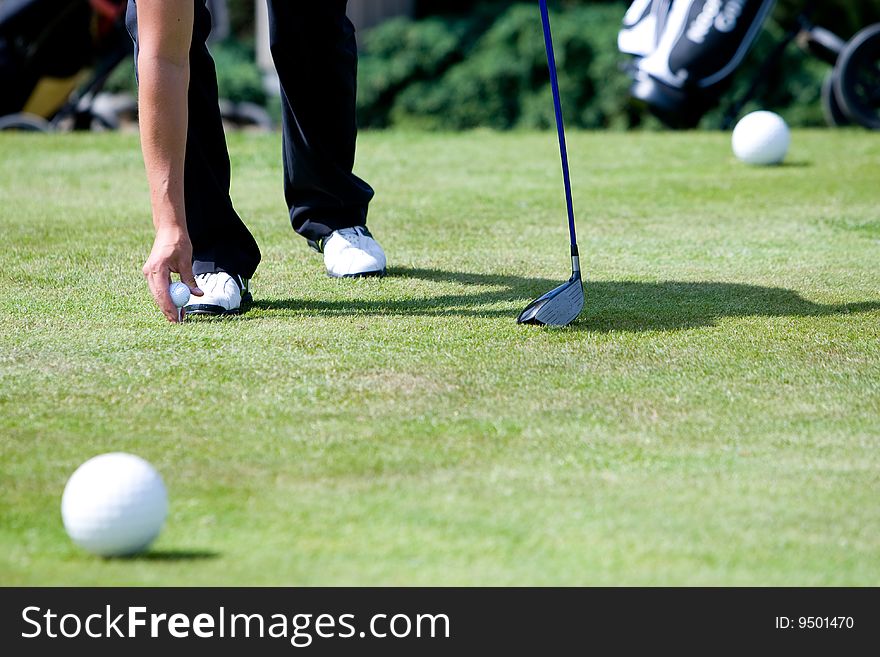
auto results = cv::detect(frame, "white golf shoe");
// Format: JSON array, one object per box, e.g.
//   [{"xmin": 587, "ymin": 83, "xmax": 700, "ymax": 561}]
[
  {"xmin": 313, "ymin": 226, "xmax": 387, "ymax": 278},
  {"xmin": 184, "ymin": 272, "xmax": 251, "ymax": 316}
]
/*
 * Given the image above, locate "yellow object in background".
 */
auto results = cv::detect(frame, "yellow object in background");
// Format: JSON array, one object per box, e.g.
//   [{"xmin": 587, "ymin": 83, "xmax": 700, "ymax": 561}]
[{"xmin": 22, "ymin": 73, "xmax": 88, "ymax": 119}]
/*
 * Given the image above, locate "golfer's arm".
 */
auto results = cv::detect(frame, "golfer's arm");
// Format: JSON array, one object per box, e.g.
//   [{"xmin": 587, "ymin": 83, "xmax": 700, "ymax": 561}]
[{"xmin": 135, "ymin": 1, "xmax": 193, "ymax": 237}]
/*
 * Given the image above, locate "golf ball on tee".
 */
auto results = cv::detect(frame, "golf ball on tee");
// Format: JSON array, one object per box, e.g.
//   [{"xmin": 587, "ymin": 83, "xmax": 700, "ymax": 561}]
[
  {"xmin": 169, "ymin": 282, "xmax": 191, "ymax": 308},
  {"xmin": 732, "ymin": 111, "xmax": 790, "ymax": 165},
  {"xmin": 61, "ymin": 453, "xmax": 168, "ymax": 557}
]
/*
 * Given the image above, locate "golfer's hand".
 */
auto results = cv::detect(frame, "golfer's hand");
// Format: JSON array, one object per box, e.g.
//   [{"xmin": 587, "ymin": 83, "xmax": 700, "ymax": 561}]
[{"xmin": 143, "ymin": 227, "xmax": 203, "ymax": 323}]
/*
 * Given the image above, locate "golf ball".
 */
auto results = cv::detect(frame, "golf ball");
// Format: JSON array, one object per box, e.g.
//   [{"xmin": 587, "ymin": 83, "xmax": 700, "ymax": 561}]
[
  {"xmin": 169, "ymin": 282, "xmax": 191, "ymax": 308},
  {"xmin": 732, "ymin": 111, "xmax": 790, "ymax": 165},
  {"xmin": 61, "ymin": 453, "xmax": 168, "ymax": 557}
]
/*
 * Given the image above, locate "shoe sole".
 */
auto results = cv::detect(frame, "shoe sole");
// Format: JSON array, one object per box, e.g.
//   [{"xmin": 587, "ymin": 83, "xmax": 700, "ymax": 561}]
[
  {"xmin": 184, "ymin": 305, "xmax": 242, "ymax": 317},
  {"xmin": 185, "ymin": 292, "xmax": 252, "ymax": 316},
  {"xmin": 184, "ymin": 305, "xmax": 243, "ymax": 316},
  {"xmin": 329, "ymin": 268, "xmax": 387, "ymax": 279}
]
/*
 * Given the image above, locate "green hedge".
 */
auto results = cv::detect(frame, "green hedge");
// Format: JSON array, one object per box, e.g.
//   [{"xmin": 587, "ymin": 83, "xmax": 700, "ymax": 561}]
[
  {"xmin": 357, "ymin": 0, "xmax": 877, "ymax": 130},
  {"xmin": 358, "ymin": 3, "xmax": 633, "ymax": 130},
  {"xmin": 210, "ymin": 40, "xmax": 266, "ymax": 106}
]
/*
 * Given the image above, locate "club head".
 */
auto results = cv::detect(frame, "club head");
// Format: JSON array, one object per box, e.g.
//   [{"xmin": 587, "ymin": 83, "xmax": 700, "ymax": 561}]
[{"xmin": 517, "ymin": 271, "xmax": 584, "ymax": 327}]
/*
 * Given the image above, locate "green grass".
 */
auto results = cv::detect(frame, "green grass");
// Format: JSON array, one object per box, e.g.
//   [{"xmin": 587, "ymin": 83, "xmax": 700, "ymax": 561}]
[{"xmin": 1, "ymin": 129, "xmax": 878, "ymax": 586}]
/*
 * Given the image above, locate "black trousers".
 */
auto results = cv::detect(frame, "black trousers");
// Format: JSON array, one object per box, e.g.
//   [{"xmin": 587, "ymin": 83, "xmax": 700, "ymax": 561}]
[{"xmin": 126, "ymin": 0, "xmax": 374, "ymax": 279}]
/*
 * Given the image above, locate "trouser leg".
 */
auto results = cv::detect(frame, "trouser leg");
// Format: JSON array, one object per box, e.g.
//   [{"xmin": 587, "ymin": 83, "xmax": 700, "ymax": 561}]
[
  {"xmin": 266, "ymin": 0, "xmax": 374, "ymax": 243},
  {"xmin": 126, "ymin": 0, "xmax": 261, "ymax": 278}
]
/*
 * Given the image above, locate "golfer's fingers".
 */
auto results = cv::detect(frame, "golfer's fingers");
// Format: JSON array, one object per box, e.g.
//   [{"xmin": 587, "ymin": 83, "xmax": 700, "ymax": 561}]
[
  {"xmin": 144, "ymin": 267, "xmax": 178, "ymax": 323},
  {"xmin": 179, "ymin": 264, "xmax": 203, "ymax": 297}
]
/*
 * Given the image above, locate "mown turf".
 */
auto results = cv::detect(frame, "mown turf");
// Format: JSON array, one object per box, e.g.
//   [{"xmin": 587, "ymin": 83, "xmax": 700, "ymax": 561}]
[{"xmin": 1, "ymin": 129, "xmax": 878, "ymax": 585}]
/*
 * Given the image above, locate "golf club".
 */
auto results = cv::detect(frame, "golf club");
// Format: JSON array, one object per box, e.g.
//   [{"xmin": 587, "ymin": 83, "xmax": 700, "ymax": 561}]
[{"xmin": 517, "ymin": 0, "xmax": 585, "ymax": 327}]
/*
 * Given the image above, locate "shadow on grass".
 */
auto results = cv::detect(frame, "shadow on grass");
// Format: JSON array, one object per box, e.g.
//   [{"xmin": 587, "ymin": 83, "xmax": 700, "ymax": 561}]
[
  {"xmin": 120, "ymin": 550, "xmax": 220, "ymax": 562},
  {"xmin": 249, "ymin": 266, "xmax": 879, "ymax": 332}
]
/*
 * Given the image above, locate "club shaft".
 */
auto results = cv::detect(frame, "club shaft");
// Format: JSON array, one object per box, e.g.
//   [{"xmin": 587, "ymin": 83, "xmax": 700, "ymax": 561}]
[{"xmin": 539, "ymin": 0, "xmax": 578, "ymax": 251}]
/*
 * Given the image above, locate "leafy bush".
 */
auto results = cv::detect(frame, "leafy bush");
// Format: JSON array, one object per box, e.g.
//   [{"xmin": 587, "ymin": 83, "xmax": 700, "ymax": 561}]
[
  {"xmin": 360, "ymin": 2, "xmax": 630, "ymax": 130},
  {"xmin": 390, "ymin": 5, "xmax": 557, "ymax": 130},
  {"xmin": 104, "ymin": 55, "xmax": 137, "ymax": 96},
  {"xmin": 210, "ymin": 40, "xmax": 266, "ymax": 105},
  {"xmin": 358, "ymin": 15, "xmax": 476, "ymax": 128}
]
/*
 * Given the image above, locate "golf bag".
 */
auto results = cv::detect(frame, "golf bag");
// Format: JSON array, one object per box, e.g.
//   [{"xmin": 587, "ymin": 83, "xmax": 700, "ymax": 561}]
[
  {"xmin": 619, "ymin": 0, "xmax": 673, "ymax": 59},
  {"xmin": 622, "ymin": 0, "xmax": 776, "ymax": 127},
  {"xmin": 0, "ymin": 0, "xmax": 130, "ymax": 130}
]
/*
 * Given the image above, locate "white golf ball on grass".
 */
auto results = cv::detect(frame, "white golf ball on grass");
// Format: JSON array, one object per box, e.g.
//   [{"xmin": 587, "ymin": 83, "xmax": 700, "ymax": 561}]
[
  {"xmin": 732, "ymin": 111, "xmax": 791, "ymax": 166},
  {"xmin": 61, "ymin": 453, "xmax": 168, "ymax": 557},
  {"xmin": 169, "ymin": 281, "xmax": 191, "ymax": 308}
]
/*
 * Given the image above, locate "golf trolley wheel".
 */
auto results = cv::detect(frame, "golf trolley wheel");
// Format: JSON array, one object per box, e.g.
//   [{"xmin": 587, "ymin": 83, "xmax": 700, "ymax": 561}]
[
  {"xmin": 833, "ymin": 23, "xmax": 880, "ymax": 130},
  {"xmin": 821, "ymin": 71, "xmax": 850, "ymax": 127},
  {"xmin": 0, "ymin": 112, "xmax": 52, "ymax": 132}
]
